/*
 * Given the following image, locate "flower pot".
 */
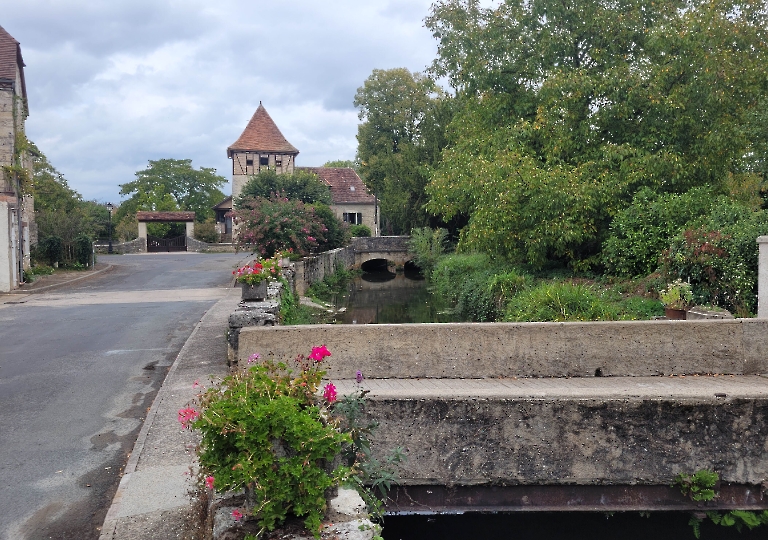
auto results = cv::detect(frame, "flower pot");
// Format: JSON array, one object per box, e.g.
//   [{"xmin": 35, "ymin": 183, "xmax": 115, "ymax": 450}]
[
  {"xmin": 241, "ymin": 281, "xmax": 268, "ymax": 301},
  {"xmin": 664, "ymin": 307, "xmax": 687, "ymax": 320}
]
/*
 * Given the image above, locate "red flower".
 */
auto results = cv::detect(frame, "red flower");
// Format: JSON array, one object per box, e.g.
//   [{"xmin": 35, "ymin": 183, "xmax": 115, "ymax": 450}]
[
  {"xmin": 308, "ymin": 345, "xmax": 331, "ymax": 362},
  {"xmin": 323, "ymin": 382, "xmax": 337, "ymax": 403},
  {"xmin": 177, "ymin": 407, "xmax": 199, "ymax": 428}
]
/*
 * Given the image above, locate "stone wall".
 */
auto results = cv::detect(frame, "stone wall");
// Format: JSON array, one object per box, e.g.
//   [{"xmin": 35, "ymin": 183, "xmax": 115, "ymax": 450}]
[
  {"xmin": 293, "ymin": 246, "xmax": 355, "ymax": 295},
  {"xmin": 186, "ymin": 236, "xmax": 237, "ymax": 253},
  {"xmin": 94, "ymin": 238, "xmax": 145, "ymax": 254}
]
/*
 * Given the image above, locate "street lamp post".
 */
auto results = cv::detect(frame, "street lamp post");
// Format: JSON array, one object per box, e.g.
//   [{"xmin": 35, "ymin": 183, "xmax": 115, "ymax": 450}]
[{"xmin": 106, "ymin": 202, "xmax": 114, "ymax": 254}]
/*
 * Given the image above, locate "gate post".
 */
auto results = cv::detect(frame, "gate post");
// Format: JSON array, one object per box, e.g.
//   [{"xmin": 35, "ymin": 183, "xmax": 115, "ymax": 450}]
[{"xmin": 758, "ymin": 236, "xmax": 768, "ymax": 318}]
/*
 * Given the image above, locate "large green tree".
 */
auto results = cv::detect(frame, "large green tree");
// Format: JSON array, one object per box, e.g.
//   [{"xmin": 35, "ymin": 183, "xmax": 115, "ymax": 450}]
[
  {"xmin": 117, "ymin": 159, "xmax": 226, "ymax": 225},
  {"xmin": 424, "ymin": 0, "xmax": 768, "ymax": 269},
  {"xmin": 355, "ymin": 68, "xmax": 454, "ymax": 235},
  {"xmin": 237, "ymin": 169, "xmax": 332, "ymax": 207}
]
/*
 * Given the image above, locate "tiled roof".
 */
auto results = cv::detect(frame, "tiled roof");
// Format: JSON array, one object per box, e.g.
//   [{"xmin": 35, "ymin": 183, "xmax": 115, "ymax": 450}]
[
  {"xmin": 298, "ymin": 167, "xmax": 375, "ymax": 205},
  {"xmin": 136, "ymin": 211, "xmax": 196, "ymax": 222},
  {"xmin": 227, "ymin": 103, "xmax": 299, "ymax": 157},
  {"xmin": 0, "ymin": 25, "xmax": 27, "ymax": 105}
]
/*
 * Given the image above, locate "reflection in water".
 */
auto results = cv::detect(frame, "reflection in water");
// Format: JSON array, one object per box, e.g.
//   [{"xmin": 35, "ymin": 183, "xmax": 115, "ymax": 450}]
[{"xmin": 336, "ymin": 270, "xmax": 455, "ymax": 324}]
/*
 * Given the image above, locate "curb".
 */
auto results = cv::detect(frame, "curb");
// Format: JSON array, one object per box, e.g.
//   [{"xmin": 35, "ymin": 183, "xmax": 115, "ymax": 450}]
[{"xmin": 11, "ymin": 263, "xmax": 114, "ymax": 294}]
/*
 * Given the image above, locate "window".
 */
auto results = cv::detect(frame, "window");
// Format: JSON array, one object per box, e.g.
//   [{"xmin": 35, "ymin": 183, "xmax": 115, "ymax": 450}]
[
  {"xmin": 343, "ymin": 212, "xmax": 363, "ymax": 225},
  {"xmin": 246, "ymin": 158, "xmax": 254, "ymax": 166},
  {"xmin": 260, "ymin": 156, "xmax": 269, "ymax": 166}
]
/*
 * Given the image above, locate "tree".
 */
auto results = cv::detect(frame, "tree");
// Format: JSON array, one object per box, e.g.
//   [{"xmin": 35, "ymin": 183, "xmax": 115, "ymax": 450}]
[
  {"xmin": 424, "ymin": 0, "xmax": 768, "ymax": 269},
  {"xmin": 323, "ymin": 159, "xmax": 358, "ymax": 170},
  {"xmin": 355, "ymin": 68, "xmax": 454, "ymax": 234},
  {"xmin": 117, "ymin": 159, "xmax": 226, "ymax": 225},
  {"xmin": 237, "ymin": 169, "xmax": 332, "ymax": 207}
]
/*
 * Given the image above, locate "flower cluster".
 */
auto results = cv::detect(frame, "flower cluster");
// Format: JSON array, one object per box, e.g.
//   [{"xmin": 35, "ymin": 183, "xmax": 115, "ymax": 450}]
[{"xmin": 232, "ymin": 256, "xmax": 281, "ymax": 286}]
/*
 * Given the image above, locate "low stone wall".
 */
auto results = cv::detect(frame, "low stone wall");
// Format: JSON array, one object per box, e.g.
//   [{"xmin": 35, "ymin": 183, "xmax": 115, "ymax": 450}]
[
  {"xmin": 293, "ymin": 246, "xmax": 355, "ymax": 295},
  {"xmin": 94, "ymin": 238, "xmax": 145, "ymax": 254},
  {"xmin": 237, "ymin": 319, "xmax": 768, "ymax": 378},
  {"xmin": 186, "ymin": 237, "xmax": 237, "ymax": 252}
]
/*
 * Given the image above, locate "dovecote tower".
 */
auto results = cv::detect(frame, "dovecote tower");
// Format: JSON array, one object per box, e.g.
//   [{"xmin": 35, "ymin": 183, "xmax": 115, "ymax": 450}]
[{"xmin": 227, "ymin": 102, "xmax": 299, "ymax": 200}]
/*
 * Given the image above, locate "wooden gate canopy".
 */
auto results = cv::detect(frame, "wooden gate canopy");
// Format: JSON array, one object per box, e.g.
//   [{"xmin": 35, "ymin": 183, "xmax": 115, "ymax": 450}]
[{"xmin": 136, "ymin": 211, "xmax": 195, "ymax": 222}]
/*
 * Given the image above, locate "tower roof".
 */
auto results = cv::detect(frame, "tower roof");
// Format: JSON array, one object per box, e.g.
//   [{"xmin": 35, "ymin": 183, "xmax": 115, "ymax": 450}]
[
  {"xmin": 0, "ymin": 25, "xmax": 27, "ymax": 107},
  {"xmin": 227, "ymin": 103, "xmax": 299, "ymax": 158}
]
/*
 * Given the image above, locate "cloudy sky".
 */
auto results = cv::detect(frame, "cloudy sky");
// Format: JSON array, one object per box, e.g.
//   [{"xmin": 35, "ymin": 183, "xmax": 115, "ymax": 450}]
[{"xmin": 3, "ymin": 0, "xmax": 441, "ymax": 204}]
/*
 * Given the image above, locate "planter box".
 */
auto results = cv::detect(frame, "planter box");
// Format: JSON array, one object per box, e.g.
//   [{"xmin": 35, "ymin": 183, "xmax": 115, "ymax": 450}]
[{"xmin": 241, "ymin": 281, "xmax": 268, "ymax": 301}]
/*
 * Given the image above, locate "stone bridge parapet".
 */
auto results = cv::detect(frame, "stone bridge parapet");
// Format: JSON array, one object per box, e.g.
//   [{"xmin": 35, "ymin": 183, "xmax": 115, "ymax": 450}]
[{"xmin": 237, "ymin": 320, "xmax": 768, "ymax": 513}]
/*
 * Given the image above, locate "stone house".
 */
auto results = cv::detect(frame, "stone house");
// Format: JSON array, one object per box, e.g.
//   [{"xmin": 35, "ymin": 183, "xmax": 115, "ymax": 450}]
[
  {"xmin": 221, "ymin": 102, "xmax": 378, "ymax": 237},
  {"xmin": 0, "ymin": 25, "xmax": 34, "ymax": 292}
]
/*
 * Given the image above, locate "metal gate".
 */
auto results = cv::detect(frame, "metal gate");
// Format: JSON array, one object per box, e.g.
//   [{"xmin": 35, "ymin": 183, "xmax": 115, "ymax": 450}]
[{"xmin": 147, "ymin": 235, "xmax": 187, "ymax": 252}]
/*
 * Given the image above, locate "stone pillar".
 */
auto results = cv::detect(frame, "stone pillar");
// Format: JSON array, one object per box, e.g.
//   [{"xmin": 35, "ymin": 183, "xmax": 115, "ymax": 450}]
[
  {"xmin": 186, "ymin": 221, "xmax": 194, "ymax": 238},
  {"xmin": 0, "ymin": 201, "xmax": 12, "ymax": 292},
  {"xmin": 138, "ymin": 221, "xmax": 147, "ymax": 242},
  {"xmin": 758, "ymin": 236, "xmax": 768, "ymax": 318}
]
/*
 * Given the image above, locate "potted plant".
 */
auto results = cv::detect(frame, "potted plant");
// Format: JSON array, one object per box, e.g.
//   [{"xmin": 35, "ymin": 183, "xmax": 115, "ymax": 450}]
[
  {"xmin": 233, "ymin": 256, "xmax": 281, "ymax": 301},
  {"xmin": 659, "ymin": 278, "xmax": 694, "ymax": 319}
]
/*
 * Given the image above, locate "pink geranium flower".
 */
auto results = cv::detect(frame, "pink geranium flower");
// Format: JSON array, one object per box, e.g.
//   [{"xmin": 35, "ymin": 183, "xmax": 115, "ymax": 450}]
[
  {"xmin": 205, "ymin": 475, "xmax": 215, "ymax": 490},
  {"xmin": 232, "ymin": 509, "xmax": 243, "ymax": 521},
  {"xmin": 177, "ymin": 407, "xmax": 199, "ymax": 428},
  {"xmin": 247, "ymin": 352, "xmax": 261, "ymax": 364},
  {"xmin": 308, "ymin": 345, "xmax": 331, "ymax": 362},
  {"xmin": 323, "ymin": 382, "xmax": 337, "ymax": 403}
]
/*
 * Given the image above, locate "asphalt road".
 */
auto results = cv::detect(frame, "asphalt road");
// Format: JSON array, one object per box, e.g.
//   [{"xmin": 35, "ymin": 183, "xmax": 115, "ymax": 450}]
[{"xmin": 0, "ymin": 253, "xmax": 248, "ymax": 540}]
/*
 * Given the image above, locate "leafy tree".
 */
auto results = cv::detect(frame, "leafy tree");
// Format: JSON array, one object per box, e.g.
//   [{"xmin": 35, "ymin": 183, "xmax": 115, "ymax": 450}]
[
  {"xmin": 355, "ymin": 68, "xmax": 454, "ymax": 234},
  {"xmin": 424, "ymin": 0, "xmax": 768, "ymax": 269},
  {"xmin": 237, "ymin": 169, "xmax": 332, "ymax": 207},
  {"xmin": 117, "ymin": 158, "xmax": 226, "ymax": 225},
  {"xmin": 323, "ymin": 159, "xmax": 358, "ymax": 170}
]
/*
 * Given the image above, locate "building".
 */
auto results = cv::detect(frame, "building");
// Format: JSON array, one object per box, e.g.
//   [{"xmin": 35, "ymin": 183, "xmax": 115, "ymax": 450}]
[
  {"xmin": 223, "ymin": 102, "xmax": 378, "ymax": 237},
  {"xmin": 0, "ymin": 25, "xmax": 34, "ymax": 292}
]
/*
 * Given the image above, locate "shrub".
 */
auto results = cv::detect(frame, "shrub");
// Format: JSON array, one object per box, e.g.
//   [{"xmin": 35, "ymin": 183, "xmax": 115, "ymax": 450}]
[
  {"xmin": 193, "ymin": 220, "xmax": 219, "ymax": 243},
  {"xmin": 429, "ymin": 253, "xmax": 506, "ymax": 321},
  {"xmin": 408, "ymin": 227, "xmax": 448, "ymax": 278},
  {"xmin": 349, "ymin": 224, "xmax": 371, "ymax": 237},
  {"xmin": 73, "ymin": 234, "xmax": 92, "ymax": 266},
  {"xmin": 602, "ymin": 187, "xmax": 714, "ymax": 276},
  {"xmin": 234, "ymin": 195, "xmax": 345, "ymax": 257},
  {"xmin": 504, "ymin": 282, "xmax": 618, "ymax": 322},
  {"xmin": 38, "ymin": 236, "xmax": 63, "ymax": 266},
  {"xmin": 238, "ymin": 169, "xmax": 332, "ymax": 206}
]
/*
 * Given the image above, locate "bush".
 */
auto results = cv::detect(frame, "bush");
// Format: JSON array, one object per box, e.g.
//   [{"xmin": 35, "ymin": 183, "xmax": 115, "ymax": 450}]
[
  {"xmin": 504, "ymin": 282, "xmax": 618, "ymax": 322},
  {"xmin": 234, "ymin": 195, "xmax": 346, "ymax": 257},
  {"xmin": 602, "ymin": 187, "xmax": 714, "ymax": 276},
  {"xmin": 115, "ymin": 214, "xmax": 138, "ymax": 241},
  {"xmin": 38, "ymin": 236, "xmax": 63, "ymax": 266},
  {"xmin": 238, "ymin": 169, "xmax": 332, "ymax": 206},
  {"xmin": 661, "ymin": 201, "xmax": 768, "ymax": 314},
  {"xmin": 408, "ymin": 227, "xmax": 448, "ymax": 279},
  {"xmin": 430, "ymin": 253, "xmax": 504, "ymax": 321},
  {"xmin": 349, "ymin": 224, "xmax": 372, "ymax": 237},
  {"xmin": 74, "ymin": 234, "xmax": 92, "ymax": 266},
  {"xmin": 194, "ymin": 220, "xmax": 219, "ymax": 243}
]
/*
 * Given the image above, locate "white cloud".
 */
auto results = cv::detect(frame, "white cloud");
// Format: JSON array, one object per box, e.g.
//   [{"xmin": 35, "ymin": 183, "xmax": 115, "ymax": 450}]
[{"xmin": 4, "ymin": 0, "xmax": 437, "ymax": 204}]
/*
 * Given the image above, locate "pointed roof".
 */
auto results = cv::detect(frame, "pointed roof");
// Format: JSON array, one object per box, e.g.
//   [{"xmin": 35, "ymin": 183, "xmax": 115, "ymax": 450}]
[
  {"xmin": 227, "ymin": 102, "xmax": 299, "ymax": 157},
  {"xmin": 0, "ymin": 25, "xmax": 27, "ymax": 107}
]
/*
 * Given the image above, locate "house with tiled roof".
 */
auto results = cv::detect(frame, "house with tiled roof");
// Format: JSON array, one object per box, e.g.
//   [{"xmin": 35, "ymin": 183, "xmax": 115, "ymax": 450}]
[
  {"xmin": 224, "ymin": 103, "xmax": 379, "ymax": 237},
  {"xmin": 0, "ymin": 25, "xmax": 34, "ymax": 291}
]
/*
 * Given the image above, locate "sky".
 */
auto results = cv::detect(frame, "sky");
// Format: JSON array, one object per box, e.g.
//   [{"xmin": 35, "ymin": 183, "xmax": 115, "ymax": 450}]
[{"xmin": 3, "ymin": 0, "xmax": 441, "ymax": 205}]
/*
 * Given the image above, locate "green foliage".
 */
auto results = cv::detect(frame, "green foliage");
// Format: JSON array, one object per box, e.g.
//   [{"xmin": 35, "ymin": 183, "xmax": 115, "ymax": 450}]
[
  {"xmin": 194, "ymin": 354, "xmax": 350, "ymax": 536},
  {"xmin": 238, "ymin": 169, "xmax": 332, "ymax": 206},
  {"xmin": 658, "ymin": 279, "xmax": 694, "ymax": 309},
  {"xmin": 424, "ymin": 0, "xmax": 768, "ymax": 269},
  {"xmin": 658, "ymin": 202, "xmax": 768, "ymax": 314},
  {"xmin": 193, "ymin": 220, "xmax": 219, "ymax": 243},
  {"xmin": 117, "ymin": 158, "xmax": 226, "ymax": 225},
  {"xmin": 355, "ymin": 68, "xmax": 454, "ymax": 234},
  {"xmin": 235, "ymin": 195, "xmax": 345, "ymax": 257},
  {"xmin": 674, "ymin": 469, "xmax": 719, "ymax": 502},
  {"xmin": 349, "ymin": 224, "xmax": 371, "ymax": 237},
  {"xmin": 430, "ymin": 253, "xmax": 504, "ymax": 321},
  {"xmin": 504, "ymin": 282, "xmax": 618, "ymax": 322},
  {"xmin": 278, "ymin": 280, "xmax": 315, "ymax": 325},
  {"xmin": 323, "ymin": 159, "xmax": 358, "ymax": 170},
  {"xmin": 307, "ymin": 264, "xmax": 359, "ymax": 303},
  {"xmin": 408, "ymin": 227, "xmax": 448, "ymax": 279},
  {"xmin": 37, "ymin": 236, "xmax": 63, "ymax": 266},
  {"xmin": 115, "ymin": 214, "xmax": 138, "ymax": 241},
  {"xmin": 602, "ymin": 187, "xmax": 715, "ymax": 276},
  {"xmin": 73, "ymin": 234, "xmax": 93, "ymax": 266}
]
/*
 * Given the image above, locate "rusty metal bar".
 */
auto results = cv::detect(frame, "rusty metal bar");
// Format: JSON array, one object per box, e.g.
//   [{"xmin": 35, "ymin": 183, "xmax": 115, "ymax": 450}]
[{"xmin": 385, "ymin": 484, "xmax": 768, "ymax": 514}]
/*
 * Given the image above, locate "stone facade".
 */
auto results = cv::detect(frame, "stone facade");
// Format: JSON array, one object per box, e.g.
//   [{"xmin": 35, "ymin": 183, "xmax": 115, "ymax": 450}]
[{"xmin": 0, "ymin": 25, "xmax": 33, "ymax": 292}]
